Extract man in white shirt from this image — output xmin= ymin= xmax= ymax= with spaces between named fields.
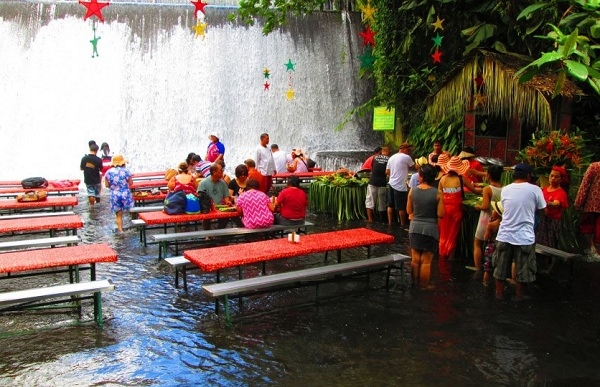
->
xmin=271 ymin=144 xmax=287 ymax=174
xmin=255 ymin=133 xmax=276 ymax=193
xmin=386 ymin=142 xmax=414 ymax=228
xmin=494 ymin=163 xmax=546 ymax=301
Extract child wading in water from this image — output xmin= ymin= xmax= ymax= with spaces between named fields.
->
xmin=484 ymin=201 xmax=503 ymax=286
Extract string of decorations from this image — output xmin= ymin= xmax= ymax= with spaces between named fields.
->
xmin=357 ymin=0 xmax=377 ymax=72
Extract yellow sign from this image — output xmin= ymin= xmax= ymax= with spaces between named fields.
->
xmin=373 ymin=107 xmax=395 ymax=131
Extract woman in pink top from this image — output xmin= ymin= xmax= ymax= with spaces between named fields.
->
xmin=236 ymin=178 xmax=274 ymax=229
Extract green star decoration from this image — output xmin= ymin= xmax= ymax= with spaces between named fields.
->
xmin=358 ymin=47 xmax=376 ymax=69
xmin=284 ymin=59 xmax=295 ymax=71
xmin=432 ymin=33 xmax=443 ymax=48
xmin=263 ymin=68 xmax=270 ymax=78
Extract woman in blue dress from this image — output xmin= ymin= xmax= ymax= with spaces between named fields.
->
xmin=104 ymin=154 xmax=134 ymax=233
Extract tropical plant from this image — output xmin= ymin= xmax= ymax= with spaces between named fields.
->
xmin=309 ymin=173 xmax=369 ymax=221
xmin=517 ymin=129 xmax=592 ymax=176
xmin=515 ymin=1 xmax=600 ymax=96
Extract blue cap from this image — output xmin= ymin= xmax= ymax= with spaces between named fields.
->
xmin=514 ymin=163 xmax=532 ymax=174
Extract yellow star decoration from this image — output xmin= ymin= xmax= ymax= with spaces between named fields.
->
xmin=193 ymin=21 xmax=207 ymax=40
xmin=359 ymin=1 xmax=377 ymax=24
xmin=474 ymin=92 xmax=486 ymax=107
xmin=431 ymin=16 xmax=444 ymax=31
xmin=285 ymin=87 xmax=295 ymax=100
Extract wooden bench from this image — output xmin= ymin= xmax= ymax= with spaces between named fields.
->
xmin=0 ymin=235 xmax=81 ymax=252
xmin=535 ymin=243 xmax=579 ymax=288
xmin=129 ymin=205 xmax=163 ymax=219
xmin=0 ymin=279 xmax=115 ymax=326
xmin=202 ymin=253 xmax=410 ymax=324
xmin=152 ymin=222 xmax=313 ymax=259
xmin=165 ymin=256 xmax=197 ymax=292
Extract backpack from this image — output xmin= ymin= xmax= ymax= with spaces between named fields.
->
xmin=197 ymin=190 xmax=213 ymax=213
xmin=16 ymin=190 xmax=48 ymax=202
xmin=185 ymin=193 xmax=201 ymax=214
xmin=21 ymin=177 xmax=48 ymax=189
xmin=165 ymin=169 xmax=177 ymax=181
xmin=163 ymin=191 xmax=187 ymax=215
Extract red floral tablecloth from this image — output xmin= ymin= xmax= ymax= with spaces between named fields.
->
xmin=131 ymin=180 xmax=169 ymax=190
xmin=0 ymin=215 xmax=83 ymax=234
xmin=184 ymin=227 xmax=394 ymax=272
xmin=0 ymin=182 xmax=80 ymax=194
xmin=0 ymin=196 xmax=78 ymax=210
xmin=0 ymin=243 xmax=117 ymax=273
xmin=139 ymin=210 xmax=241 ymax=225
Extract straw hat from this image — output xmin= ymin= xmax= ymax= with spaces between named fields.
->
xmin=111 ymin=154 xmax=127 ymax=166
xmin=458 ymin=150 xmax=475 ymax=159
xmin=434 ymin=153 xmax=450 ymax=167
xmin=415 ymin=156 xmax=428 ymax=167
xmin=491 ymin=201 xmax=504 ymax=216
xmin=294 ymin=148 xmax=304 ymax=156
xmin=443 ymin=156 xmax=470 ymax=175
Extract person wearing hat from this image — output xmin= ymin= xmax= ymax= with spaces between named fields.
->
xmin=286 ymin=148 xmax=309 ymax=174
xmin=494 ymin=163 xmax=546 ymax=301
xmin=386 ymin=142 xmax=414 ymax=228
xmin=365 ymin=146 xmax=390 ymax=222
xmin=409 ymin=156 xmax=428 ymax=189
xmin=104 ymin=154 xmax=134 ymax=234
xmin=80 ymin=142 xmax=103 ymax=206
xmin=206 ymin=132 xmax=225 ymax=163
xmin=438 ymin=156 xmax=483 ymax=261
xmin=459 ymin=146 xmax=486 ymax=184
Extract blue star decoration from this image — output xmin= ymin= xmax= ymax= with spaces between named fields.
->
xmin=284 ymin=59 xmax=295 ymax=71
xmin=358 ymin=47 xmax=376 ymax=69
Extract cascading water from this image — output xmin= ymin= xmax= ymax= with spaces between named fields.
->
xmin=0 ymin=1 xmax=379 ymax=180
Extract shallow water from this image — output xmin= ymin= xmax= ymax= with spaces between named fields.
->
xmin=1 ymin=193 xmax=600 ymax=386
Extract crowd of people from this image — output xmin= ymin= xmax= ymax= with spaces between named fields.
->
xmin=80 ymin=133 xmax=311 ymax=234
xmin=362 ymin=140 xmax=600 ymax=300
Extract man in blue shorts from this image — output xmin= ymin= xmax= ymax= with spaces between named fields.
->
xmin=386 ymin=142 xmax=414 ymax=228
xmin=80 ymin=143 xmax=103 ymax=205
xmin=493 ymin=163 xmax=546 ymax=301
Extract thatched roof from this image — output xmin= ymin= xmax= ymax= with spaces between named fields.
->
xmin=425 ymin=50 xmax=583 ymax=131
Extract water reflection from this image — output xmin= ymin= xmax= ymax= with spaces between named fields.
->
xmin=1 ymin=194 xmax=600 ymax=385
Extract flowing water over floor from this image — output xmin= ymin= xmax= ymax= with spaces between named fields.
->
xmin=1 ymin=194 xmax=600 ymax=385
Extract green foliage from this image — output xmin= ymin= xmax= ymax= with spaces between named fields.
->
xmin=309 ymin=174 xmax=369 ymax=221
xmin=515 ymin=2 xmax=600 ymax=96
xmin=406 ymin=113 xmax=464 ymax=159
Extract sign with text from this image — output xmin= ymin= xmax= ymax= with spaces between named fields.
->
xmin=373 ymin=107 xmax=395 ymax=131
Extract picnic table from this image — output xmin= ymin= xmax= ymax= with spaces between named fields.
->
xmin=133 ymin=192 xmax=167 ymax=206
xmin=184 ymin=227 xmax=394 ymax=278
xmin=132 ymin=171 xmax=166 ymax=180
xmin=0 ymin=214 xmax=83 ymax=237
xmin=0 ymin=243 xmax=117 ymax=325
xmin=136 ymin=209 xmax=241 ymax=244
xmin=0 ymin=196 xmax=78 ymax=214
xmin=0 ymin=184 xmax=80 ymax=197
xmin=131 ymin=180 xmax=169 ymax=191
xmin=0 ymin=179 xmax=81 ymax=188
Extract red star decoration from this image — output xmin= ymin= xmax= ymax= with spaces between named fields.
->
xmin=474 ymin=74 xmax=485 ymax=87
xmin=191 ymin=0 xmax=208 ymax=17
xmin=432 ymin=49 xmax=442 ymax=63
xmin=264 ymin=81 xmax=270 ymax=90
xmin=359 ymin=25 xmax=377 ymax=46
xmin=79 ymin=0 xmax=110 ymax=22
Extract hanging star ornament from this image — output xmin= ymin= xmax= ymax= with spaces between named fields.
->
xmin=474 ymin=74 xmax=485 ymax=87
xmin=284 ymin=59 xmax=295 ymax=71
xmin=263 ymin=68 xmax=270 ymax=79
xmin=264 ymin=81 xmax=270 ymax=90
xmin=193 ymin=21 xmax=207 ymax=39
xmin=285 ymin=87 xmax=295 ymax=100
xmin=431 ymin=16 xmax=444 ymax=31
xmin=191 ymin=0 xmax=208 ymax=18
xmin=358 ymin=47 xmax=376 ymax=69
xmin=432 ymin=33 xmax=443 ymax=48
xmin=474 ymin=92 xmax=487 ymax=107
xmin=359 ymin=1 xmax=377 ymax=24
xmin=432 ymin=49 xmax=442 ymax=63
xmin=359 ymin=24 xmax=377 ymax=46
xmin=79 ymin=0 xmax=110 ymax=22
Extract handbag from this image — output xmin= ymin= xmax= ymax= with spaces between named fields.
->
xmin=163 ymin=191 xmax=187 ymax=215
xmin=185 ymin=193 xmax=201 ymax=214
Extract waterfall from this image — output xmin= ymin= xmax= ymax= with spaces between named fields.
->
xmin=0 ymin=1 xmax=378 ymax=180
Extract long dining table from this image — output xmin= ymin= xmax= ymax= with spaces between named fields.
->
xmin=0 ymin=196 xmax=78 ymax=214
xmin=0 ymin=214 xmax=84 ymax=237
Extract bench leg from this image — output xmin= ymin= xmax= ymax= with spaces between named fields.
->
xmin=224 ymin=295 xmax=232 ymax=326
xmin=337 ymin=249 xmax=341 ymax=264
xmin=182 ymin=267 xmax=188 ymax=293
xmin=174 ymin=267 xmax=180 ymax=289
xmin=93 ymin=291 xmax=104 ymax=326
